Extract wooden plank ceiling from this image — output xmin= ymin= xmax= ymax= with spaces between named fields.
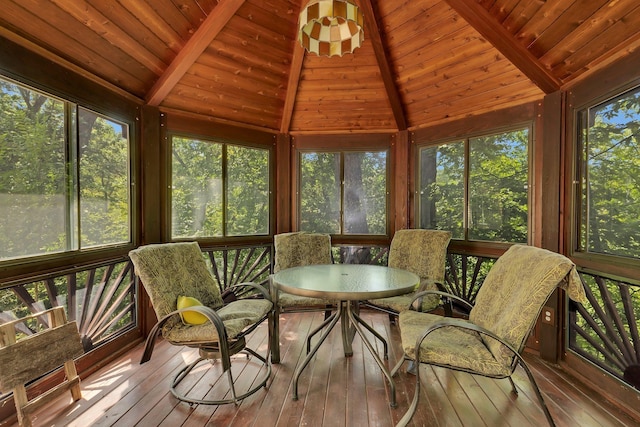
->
xmin=1 ymin=0 xmax=639 ymax=134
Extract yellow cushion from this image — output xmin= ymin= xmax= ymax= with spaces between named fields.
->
xmin=177 ymin=295 xmax=208 ymax=325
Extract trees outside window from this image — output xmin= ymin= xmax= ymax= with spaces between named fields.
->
xmin=298 ymin=150 xmax=387 ymax=236
xmin=0 ymin=77 xmax=131 ymax=261
xmin=417 ymin=127 xmax=529 ymax=243
xmin=171 ymin=136 xmax=270 ymax=238
xmin=576 ymin=86 xmax=640 ymax=259
xmin=570 ymin=86 xmax=640 ymax=392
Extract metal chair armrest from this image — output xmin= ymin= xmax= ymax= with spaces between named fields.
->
xmin=228 ymin=281 xmax=273 ymax=303
xmin=408 ymin=289 xmax=474 ymax=312
xmin=141 ymin=305 xmax=229 ymax=364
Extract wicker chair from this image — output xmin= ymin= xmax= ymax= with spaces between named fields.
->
xmin=363 ymin=229 xmax=452 ymax=321
xmin=269 ymin=231 xmax=335 ymax=363
xmin=392 ymin=244 xmax=588 ymax=427
xmin=129 ymin=242 xmax=273 ymax=405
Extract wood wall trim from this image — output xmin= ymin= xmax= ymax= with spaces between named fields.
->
xmin=561 ymin=352 xmax=640 ymax=422
xmin=537 ymin=92 xmax=564 ymax=363
xmin=140 ymin=105 xmax=162 ymax=246
xmin=276 ymin=133 xmax=292 ymax=234
xmin=393 ymin=131 xmax=409 ymax=231
xmin=412 ymin=102 xmax=538 ymax=143
xmin=164 ymin=109 xmax=276 ymax=145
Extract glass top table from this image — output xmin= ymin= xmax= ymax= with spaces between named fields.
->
xmin=271 ymin=263 xmax=419 ymax=407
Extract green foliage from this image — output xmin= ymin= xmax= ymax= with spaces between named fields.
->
xmin=581 ymin=88 xmax=640 ymax=258
xmin=0 ymin=78 xmax=131 ymax=259
xmin=419 ymin=128 xmax=528 ymax=243
xmin=299 ymin=150 xmax=387 ymax=235
xmin=419 ymin=141 xmax=465 ymax=237
xmin=300 ymin=152 xmax=341 ymax=233
xmin=170 ymin=137 xmax=270 ymax=238
xmin=226 ymin=145 xmax=269 ymax=236
xmin=172 ymin=137 xmax=223 ymax=237
xmin=79 ymin=108 xmax=130 ymax=246
xmin=469 ymin=130 xmax=528 ymax=243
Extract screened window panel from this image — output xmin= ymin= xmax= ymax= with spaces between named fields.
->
xmin=79 ymin=108 xmax=131 ymax=247
xmin=417 ymin=128 xmax=529 ymax=243
xmin=299 ymin=152 xmax=341 ymax=234
xmin=468 ymin=129 xmax=528 ymax=243
xmin=171 ymin=137 xmax=223 ymax=238
xmin=226 ymin=144 xmax=269 ymax=236
xmin=0 ymin=77 xmax=132 ymax=260
xmin=418 ymin=142 xmax=465 ymax=238
xmin=578 ymin=86 xmax=640 ymax=258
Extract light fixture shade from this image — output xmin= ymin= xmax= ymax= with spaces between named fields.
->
xmin=298 ymin=0 xmax=364 ymax=57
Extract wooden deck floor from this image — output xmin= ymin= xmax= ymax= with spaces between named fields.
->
xmin=5 ymin=310 xmax=639 ymax=427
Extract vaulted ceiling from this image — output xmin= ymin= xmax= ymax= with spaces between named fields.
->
xmin=1 ymin=0 xmax=639 ymax=134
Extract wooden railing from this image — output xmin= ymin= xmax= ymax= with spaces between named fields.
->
xmin=568 ymin=270 xmax=640 ymax=391
xmin=0 ymin=257 xmax=136 ymax=353
xmin=1 ymin=244 xmax=638 ymax=393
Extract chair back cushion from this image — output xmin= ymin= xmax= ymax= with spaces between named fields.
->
xmin=129 ymin=242 xmax=224 ymax=322
xmin=469 ymin=245 xmax=577 ymax=366
xmin=273 ymin=232 xmax=332 ymax=272
xmin=388 ymin=229 xmax=451 ymax=282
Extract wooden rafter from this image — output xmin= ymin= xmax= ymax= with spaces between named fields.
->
xmin=146 ymin=0 xmax=246 ymax=106
xmin=444 ymin=0 xmax=561 ymax=94
xmin=359 ymin=0 xmax=407 ymax=130
xmin=280 ymin=42 xmax=305 ymax=133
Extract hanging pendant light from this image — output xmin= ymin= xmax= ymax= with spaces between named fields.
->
xmin=298 ymin=0 xmax=364 ymax=57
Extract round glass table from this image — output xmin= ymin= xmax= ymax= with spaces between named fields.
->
xmin=271 ymin=263 xmax=419 ymax=407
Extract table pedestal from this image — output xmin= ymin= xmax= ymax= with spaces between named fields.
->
xmin=292 ymin=301 xmax=397 ymax=408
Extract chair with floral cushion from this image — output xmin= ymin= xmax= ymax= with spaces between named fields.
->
xmin=129 ymin=242 xmax=273 ymax=406
xmin=392 ymin=244 xmax=588 ymax=427
xmin=269 ymin=231 xmax=335 ymax=363
xmin=363 ymin=229 xmax=452 ymax=322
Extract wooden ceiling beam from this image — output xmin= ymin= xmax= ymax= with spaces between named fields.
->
xmin=444 ymin=0 xmax=561 ymax=94
xmin=359 ymin=0 xmax=408 ymax=131
xmin=146 ymin=0 xmax=246 ymax=106
xmin=280 ymin=42 xmax=305 ymax=133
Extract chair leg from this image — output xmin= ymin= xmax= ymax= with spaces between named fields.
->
xmin=388 ymin=312 xmax=397 ymax=324
xmin=269 ymin=306 xmax=281 ymax=364
xmin=395 ymin=355 xmax=421 ymax=427
xmin=170 ymin=349 xmax=272 ymax=406
xmin=324 ymin=304 xmax=332 ymax=320
xmin=515 ymin=358 xmax=556 ymax=427
xmin=508 ymin=376 xmax=518 ymax=395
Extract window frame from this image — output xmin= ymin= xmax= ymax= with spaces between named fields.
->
xmin=569 ymin=83 xmax=640 ymax=272
xmin=414 ymin=122 xmax=533 ymax=246
xmin=292 ymin=134 xmax=393 ymax=244
xmin=0 ymin=74 xmax=138 ymax=270
xmin=166 ymin=131 xmax=275 ymax=243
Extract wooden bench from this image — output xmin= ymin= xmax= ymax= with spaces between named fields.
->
xmin=0 ymin=306 xmax=84 ymax=427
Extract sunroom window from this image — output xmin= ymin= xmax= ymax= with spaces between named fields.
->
xmin=0 ymin=77 xmax=131 ymax=261
xmin=298 ymin=150 xmax=388 ymax=235
xmin=417 ymin=127 xmax=530 ymax=243
xmin=170 ymin=136 xmax=270 ymax=238
xmin=576 ymin=85 xmax=640 ymax=259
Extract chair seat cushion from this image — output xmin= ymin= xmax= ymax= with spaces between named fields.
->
xmin=367 ymin=279 xmax=441 ymax=313
xmin=277 ymin=292 xmax=335 ymax=308
xmin=164 ymin=299 xmax=272 ymax=343
xmin=399 ymin=310 xmax=511 ymax=377
xmin=367 ymin=292 xmax=439 ymax=313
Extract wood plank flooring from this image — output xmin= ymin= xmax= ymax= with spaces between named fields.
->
xmin=3 ymin=310 xmax=638 ymax=427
